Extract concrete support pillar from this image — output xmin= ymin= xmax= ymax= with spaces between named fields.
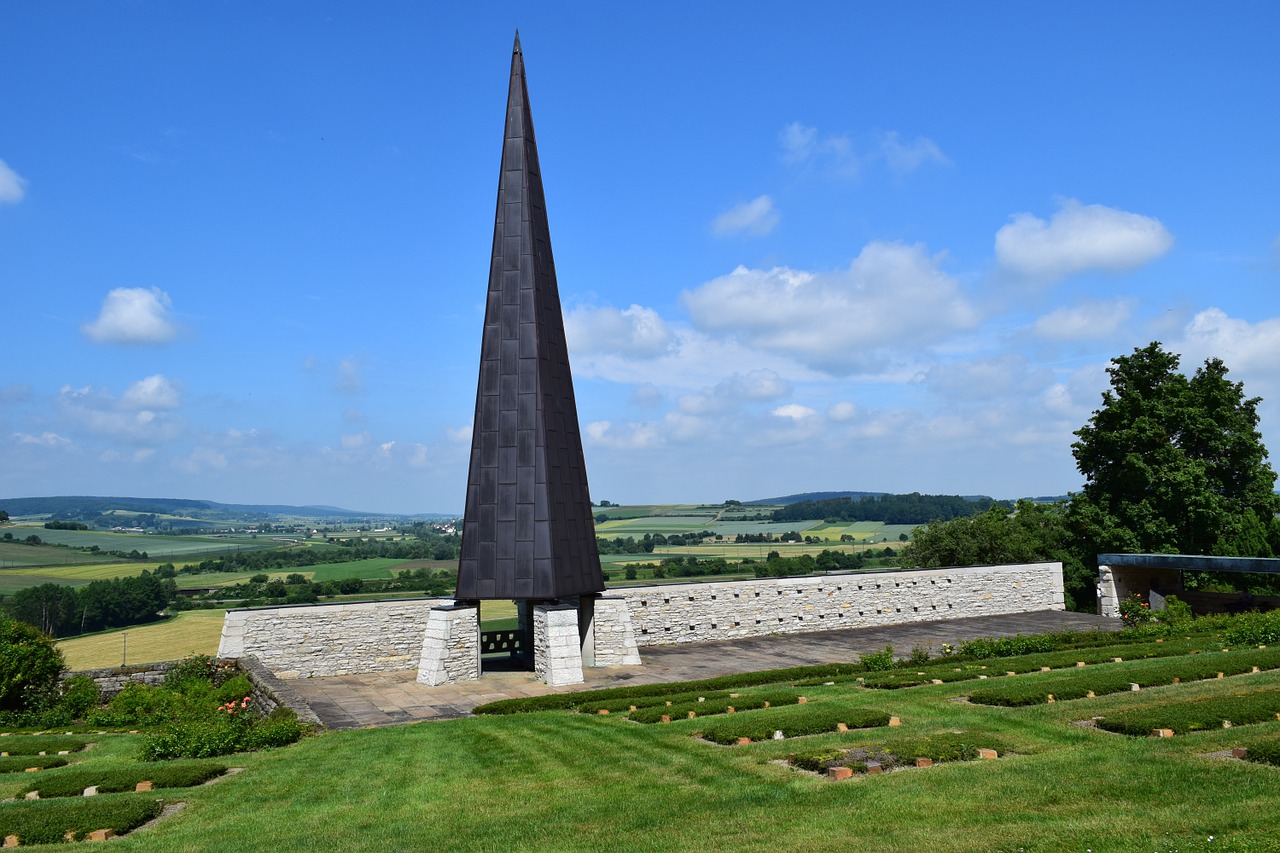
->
xmin=533 ymin=603 xmax=584 ymax=686
xmin=416 ymin=604 xmax=480 ymax=686
xmin=1098 ymin=565 xmax=1119 ymax=618
xmin=578 ymin=595 xmax=596 ymax=668
xmin=591 ymin=597 xmax=642 ymax=667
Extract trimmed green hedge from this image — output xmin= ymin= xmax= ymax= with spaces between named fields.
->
xmin=0 ymin=795 xmax=163 ymax=844
xmin=579 ymin=690 xmax=732 ymax=715
xmin=790 ymin=732 xmax=1013 ymax=772
xmin=698 ymin=704 xmax=891 ymax=744
xmin=0 ymin=756 xmax=69 ymax=774
xmin=1243 ymin=737 xmax=1280 ymax=767
xmin=967 ymin=647 xmax=1280 ymax=707
xmin=17 ymin=762 xmax=227 ymax=798
xmin=629 ymin=691 xmax=800 ymax=724
xmin=0 ymin=735 xmax=89 ymax=756
xmin=473 ymin=662 xmax=872 ymax=715
xmin=1096 ymin=688 xmax=1280 ymax=736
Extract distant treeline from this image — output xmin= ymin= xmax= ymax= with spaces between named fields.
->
xmin=596 ymin=532 xmax=715 ymax=554
xmin=178 ymin=535 xmax=461 ymax=575
xmin=770 ymin=493 xmax=1012 ymax=525
xmin=1 ymin=574 xmax=173 ymax=638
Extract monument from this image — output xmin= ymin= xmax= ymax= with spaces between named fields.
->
xmin=417 ymin=33 xmax=640 ymax=687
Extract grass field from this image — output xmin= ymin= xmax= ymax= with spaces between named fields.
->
xmin=54 ymin=609 xmax=229 ymax=670
xmin=9 ymin=633 xmax=1280 ymax=850
xmin=0 ymin=540 xmax=116 ymax=568
xmin=4 ymin=525 xmax=270 ymax=558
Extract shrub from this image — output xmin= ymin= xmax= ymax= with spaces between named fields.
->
xmin=1224 ymin=610 xmax=1280 ymax=647
xmin=698 ymin=704 xmax=890 ymax=744
xmin=58 ymin=675 xmax=102 ymax=720
xmin=1244 ymin=737 xmax=1280 ymax=768
xmin=628 ymin=691 xmax=799 ymax=724
xmin=858 ymin=646 xmax=895 ymax=671
xmin=790 ymin=732 xmax=1013 ymax=772
xmin=87 ymin=682 xmax=196 ymax=728
xmin=163 ymin=654 xmax=239 ymax=689
xmin=140 ymin=707 xmax=306 ymax=760
xmin=1118 ymin=593 xmax=1154 ymax=628
xmin=959 ymin=634 xmax=1058 ymax=659
xmin=0 ymin=735 xmax=88 ymax=756
xmin=0 ymin=756 xmax=69 ymax=773
xmin=0 ymin=616 xmax=65 ymax=713
xmin=1096 ymin=688 xmax=1280 ymax=736
xmin=16 ymin=762 xmax=227 ymax=798
xmin=0 ymin=796 xmax=163 ymax=844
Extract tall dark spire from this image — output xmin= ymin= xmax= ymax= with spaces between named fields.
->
xmin=455 ymin=34 xmax=604 ymax=601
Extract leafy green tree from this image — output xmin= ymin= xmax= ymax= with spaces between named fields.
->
xmin=899 ymin=501 xmax=1092 ymax=609
xmin=0 ymin=509 xmax=10 ymax=523
xmin=1069 ymin=342 xmax=1280 ymax=561
xmin=0 ymin=615 xmax=66 ymax=712
xmin=3 ymin=583 xmax=79 ymax=636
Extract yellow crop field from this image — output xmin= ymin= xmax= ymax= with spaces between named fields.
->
xmin=56 ymin=609 xmax=229 ymax=670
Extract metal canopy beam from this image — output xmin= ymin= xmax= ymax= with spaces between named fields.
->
xmin=1098 ymin=553 xmax=1280 ymax=575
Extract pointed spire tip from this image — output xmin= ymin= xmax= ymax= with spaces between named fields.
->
xmin=513 ymin=30 xmax=522 ymax=55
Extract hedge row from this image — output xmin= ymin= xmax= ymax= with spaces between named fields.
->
xmin=473 ymin=662 xmax=872 ymax=715
xmin=628 ymin=691 xmax=799 ymax=724
xmin=17 ymin=762 xmax=227 ymax=799
xmin=0 ymin=756 xmax=68 ymax=774
xmin=827 ymin=638 xmax=1209 ymax=690
xmin=0 ymin=736 xmax=89 ymax=756
xmin=967 ymin=647 xmax=1280 ymax=707
xmin=1096 ymin=688 xmax=1280 ymax=736
xmin=579 ymin=690 xmax=732 ymax=715
xmin=1243 ymin=737 xmax=1280 ymax=767
xmin=0 ymin=795 xmax=164 ymax=844
xmin=698 ymin=704 xmax=891 ymax=744
xmin=790 ymin=732 xmax=1013 ymax=772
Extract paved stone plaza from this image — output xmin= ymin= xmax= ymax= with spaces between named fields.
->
xmin=287 ymin=609 xmax=1119 ymax=729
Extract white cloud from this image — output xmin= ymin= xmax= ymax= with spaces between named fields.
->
xmin=630 ymin=382 xmax=665 ymax=408
xmin=827 ymin=401 xmax=857 ymax=421
xmin=335 ymin=357 xmax=364 ymax=395
xmin=924 ymin=354 xmax=1053 ymax=402
xmin=121 ymin=375 xmax=182 ymax=410
xmin=0 ymin=159 xmax=27 ymax=204
xmin=340 ymin=431 xmax=370 ymax=449
xmin=712 ymin=195 xmax=780 ymax=237
xmin=995 ymin=199 xmax=1173 ymax=282
xmin=176 ymin=446 xmax=228 ymax=474
xmin=565 ymin=304 xmax=672 ymax=358
xmin=678 ymin=370 xmax=791 ymax=415
xmin=585 ymin=420 xmax=661 ymax=450
xmin=1033 ymin=299 xmax=1134 ymax=341
xmin=82 ymin=287 xmax=179 ymax=344
xmin=1179 ymin=308 xmax=1280 ymax=393
xmin=772 ymin=403 xmax=817 ymax=421
xmin=14 ymin=431 xmax=71 ymax=447
xmin=0 ymin=383 xmax=32 ymax=404
xmin=446 ymin=424 xmax=473 ymax=444
xmin=682 ymin=242 xmax=979 ymax=375
xmin=878 ymin=131 xmax=950 ymax=174
xmin=780 ymin=122 xmax=858 ymax=177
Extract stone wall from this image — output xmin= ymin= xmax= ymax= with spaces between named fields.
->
xmin=217 ymin=564 xmax=1063 ymax=678
xmin=615 ymin=562 xmax=1064 ymax=646
xmin=218 ymin=597 xmax=449 ymax=678
xmin=62 ymin=661 xmax=182 ymax=698
xmin=591 ymin=596 xmax=642 ymax=666
xmin=417 ymin=605 xmax=480 ymax=686
xmin=533 ymin=604 xmax=584 ymax=686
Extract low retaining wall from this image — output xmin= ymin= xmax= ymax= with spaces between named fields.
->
xmin=219 ymin=597 xmax=449 ymax=678
xmin=217 ymin=564 xmax=1063 ymax=679
xmin=618 ymin=563 xmax=1065 ymax=646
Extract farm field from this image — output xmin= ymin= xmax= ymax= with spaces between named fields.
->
xmin=55 ymin=609 xmax=229 ymax=670
xmin=12 ymin=627 xmax=1280 ymax=851
xmin=0 ymin=540 xmax=116 ymax=568
xmin=3 ymin=526 xmax=270 ymax=558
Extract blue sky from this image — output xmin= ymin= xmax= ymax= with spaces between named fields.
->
xmin=3 ymin=2 xmax=1278 ymax=514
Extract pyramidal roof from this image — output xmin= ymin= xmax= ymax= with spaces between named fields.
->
xmin=455 ymin=33 xmax=604 ymax=601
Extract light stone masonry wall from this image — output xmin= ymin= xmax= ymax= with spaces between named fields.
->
xmin=615 ymin=562 xmax=1064 ymax=646
xmin=533 ymin=604 xmax=584 ymax=686
xmin=218 ymin=597 xmax=449 ymax=678
xmin=217 ymin=564 xmax=1063 ymax=679
xmin=417 ymin=605 xmax=480 ymax=685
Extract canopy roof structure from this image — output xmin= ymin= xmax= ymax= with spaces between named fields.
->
xmin=1098 ymin=553 xmax=1280 ymax=575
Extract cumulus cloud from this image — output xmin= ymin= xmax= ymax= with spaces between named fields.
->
xmin=878 ymin=131 xmax=950 ymax=174
xmin=682 ymin=242 xmax=979 ymax=375
xmin=0 ymin=158 xmax=27 ymax=204
xmin=780 ymin=122 xmax=858 ymax=176
xmin=630 ymin=382 xmax=665 ymax=408
xmin=712 ymin=195 xmax=780 ymax=237
xmin=678 ymin=370 xmax=791 ymax=415
xmin=1033 ymin=299 xmax=1134 ymax=341
xmin=176 ymin=446 xmax=228 ymax=474
xmin=1179 ymin=308 xmax=1280 ymax=389
xmin=772 ymin=403 xmax=817 ymax=421
xmin=82 ymin=287 xmax=179 ymax=344
xmin=446 ymin=424 xmax=473 ymax=444
xmin=0 ymin=383 xmax=32 ymax=404
xmin=995 ymin=199 xmax=1173 ymax=282
xmin=340 ymin=431 xmax=370 ymax=450
xmin=121 ymin=375 xmax=182 ymax=410
xmin=565 ymin=304 xmax=672 ymax=358
xmin=585 ymin=420 xmax=661 ymax=450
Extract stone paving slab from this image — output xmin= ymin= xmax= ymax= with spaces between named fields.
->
xmin=286 ymin=610 xmax=1119 ymax=730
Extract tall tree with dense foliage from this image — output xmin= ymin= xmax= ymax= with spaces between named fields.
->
xmin=898 ymin=501 xmax=1092 ymax=609
xmin=1069 ymin=342 xmax=1280 ymax=560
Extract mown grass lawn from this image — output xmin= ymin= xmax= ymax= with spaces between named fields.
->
xmin=29 ymin=662 xmax=1275 ymax=852
xmin=56 ymin=610 xmax=229 ymax=670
